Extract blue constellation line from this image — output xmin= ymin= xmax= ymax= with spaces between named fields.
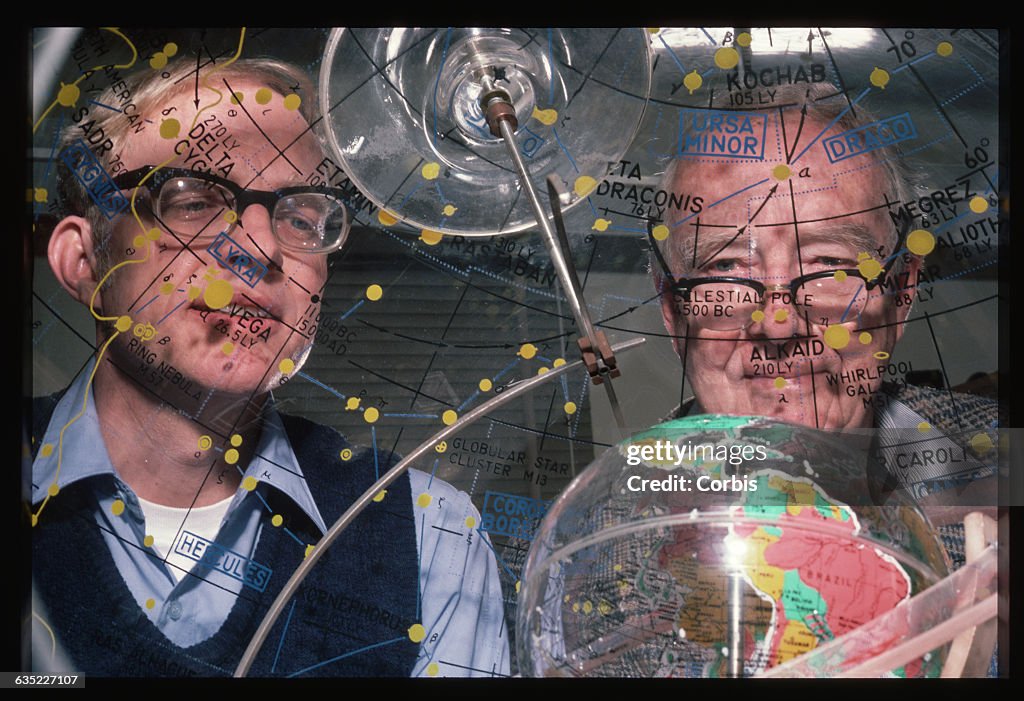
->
xmin=883 ymin=248 xmax=905 ymax=266
xmin=838 ymin=283 xmax=864 ymax=323
xmin=791 ymin=86 xmax=871 ymax=165
xmin=296 ymin=371 xmax=347 ymax=401
xmin=371 ymin=426 xmax=379 ymax=479
xmin=560 ymin=374 xmax=570 ymax=403
xmin=457 ymin=391 xmax=479 ymax=412
xmin=476 ymin=528 xmax=518 ymax=580
xmin=427 ymin=457 xmax=440 ymax=488
xmin=876 ymin=259 xmax=997 ymax=299
xmin=932 ymin=209 xmax=971 ymax=234
xmin=671 ymin=177 xmax=769 ymax=228
xmin=587 ymin=195 xmax=598 ymax=216
xmin=41 ymin=113 xmax=65 ymax=183
xmin=434 ymin=182 xmax=449 ymax=204
xmin=156 ymin=299 xmax=186 ymax=325
xmin=416 ymin=512 xmax=425 ymax=619
xmin=699 ymin=28 xmax=717 ymax=46
xmin=135 ymin=294 xmax=160 ymax=314
xmin=271 ymin=599 xmax=297 ymax=674
xmin=431 ymin=27 xmax=453 ymax=151
xmin=382 ymin=412 xmax=438 ymax=418
xmin=892 ymin=50 xmax=936 ymax=75
xmin=398 ymin=182 xmax=424 ymax=209
xmin=87 ymin=99 xmax=121 ymax=112
xmin=286 ymin=636 xmax=407 ymax=677
xmin=253 ymin=489 xmax=306 ymax=546
xmin=658 ymin=34 xmax=688 ymax=76
xmin=493 ymin=357 xmax=520 ymax=382
xmin=552 ymin=128 xmax=578 ymax=172
xmin=339 ymin=299 xmax=364 ymax=320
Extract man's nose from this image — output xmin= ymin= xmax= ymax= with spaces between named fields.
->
xmin=748 ymin=287 xmax=809 ymax=337
xmin=235 ymin=204 xmax=284 ymax=274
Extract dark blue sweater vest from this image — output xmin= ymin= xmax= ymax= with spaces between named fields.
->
xmin=31 ymin=394 xmax=420 ymax=677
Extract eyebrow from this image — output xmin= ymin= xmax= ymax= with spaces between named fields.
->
xmin=667 ymin=222 xmax=884 ymax=275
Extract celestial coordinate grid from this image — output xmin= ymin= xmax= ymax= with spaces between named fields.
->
xmin=29 ymin=26 xmax=1001 ymax=678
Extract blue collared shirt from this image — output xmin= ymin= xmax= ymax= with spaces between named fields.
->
xmin=32 ymin=361 xmax=509 ymax=677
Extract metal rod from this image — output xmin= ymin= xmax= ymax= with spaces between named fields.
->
xmin=495 ymin=118 xmax=628 ymax=437
xmin=497 ymin=119 xmax=600 ymax=344
xmin=234 ymin=337 xmax=647 ymax=676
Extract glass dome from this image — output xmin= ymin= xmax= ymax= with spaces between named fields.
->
xmin=319 ymin=28 xmax=651 ymax=236
xmin=518 ymin=415 xmax=950 ymax=677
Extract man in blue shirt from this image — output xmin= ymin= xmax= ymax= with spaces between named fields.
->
xmin=31 ymin=56 xmax=509 ymax=677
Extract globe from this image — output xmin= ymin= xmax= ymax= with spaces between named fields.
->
xmin=517 ymin=415 xmax=951 ymax=677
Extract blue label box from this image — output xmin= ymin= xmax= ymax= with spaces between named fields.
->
xmin=678 ymin=109 xmax=769 ymax=160
xmin=206 ymin=232 xmax=269 ymax=288
xmin=479 ymin=491 xmax=552 ymax=541
xmin=822 ymin=112 xmax=917 ymax=163
xmin=174 ymin=530 xmax=272 ymax=592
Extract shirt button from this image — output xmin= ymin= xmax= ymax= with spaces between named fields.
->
xmin=167 ymin=601 xmax=183 ymax=621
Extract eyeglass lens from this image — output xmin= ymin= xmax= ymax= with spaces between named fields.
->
xmin=154 ymin=177 xmax=349 ymax=252
xmin=679 ymin=273 xmax=869 ymax=331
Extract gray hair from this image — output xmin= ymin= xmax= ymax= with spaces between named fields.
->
xmin=656 ymin=81 xmax=918 ymax=280
xmin=56 ymin=56 xmax=321 ymax=277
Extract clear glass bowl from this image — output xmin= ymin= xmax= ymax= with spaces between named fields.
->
xmin=517 ymin=415 xmax=950 ymax=677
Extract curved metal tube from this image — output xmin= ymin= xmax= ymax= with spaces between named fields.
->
xmin=234 ymin=336 xmax=646 ymax=676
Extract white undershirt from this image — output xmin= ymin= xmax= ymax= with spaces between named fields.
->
xmin=136 ymin=495 xmax=234 ymax=582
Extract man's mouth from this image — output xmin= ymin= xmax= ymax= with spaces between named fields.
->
xmin=190 ymin=296 xmax=275 ymax=317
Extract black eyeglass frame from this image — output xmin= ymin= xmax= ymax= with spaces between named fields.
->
xmin=111 ymin=165 xmax=356 ymax=254
xmin=646 ymin=214 xmax=913 ymax=328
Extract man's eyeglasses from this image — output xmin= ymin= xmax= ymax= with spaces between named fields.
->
xmin=112 ymin=166 xmax=354 ymax=254
xmin=647 ymin=219 xmax=907 ymax=332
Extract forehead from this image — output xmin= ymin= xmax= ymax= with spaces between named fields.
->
xmin=121 ymin=77 xmax=323 ymax=186
xmin=670 ymin=128 xmax=891 ymax=239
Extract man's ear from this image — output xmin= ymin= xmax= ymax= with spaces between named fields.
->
xmin=48 ymin=216 xmax=103 ymax=312
xmin=891 ymin=253 xmax=922 ymax=344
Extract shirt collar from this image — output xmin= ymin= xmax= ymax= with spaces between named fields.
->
xmin=32 ymin=359 xmax=328 ymax=534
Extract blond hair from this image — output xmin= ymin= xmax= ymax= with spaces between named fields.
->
xmin=56 ymin=57 xmax=320 ymax=273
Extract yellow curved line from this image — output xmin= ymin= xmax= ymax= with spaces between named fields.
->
xmin=191 ymin=27 xmax=247 ymax=130
xmin=88 ymin=151 xmax=179 ymax=321
xmin=32 ymin=611 xmax=56 ymax=661
xmin=32 ymin=27 xmax=138 ymax=134
xmin=33 ymin=329 xmax=121 ymax=523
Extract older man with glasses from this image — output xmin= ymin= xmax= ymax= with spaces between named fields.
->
xmin=652 ymin=82 xmax=999 ymax=549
